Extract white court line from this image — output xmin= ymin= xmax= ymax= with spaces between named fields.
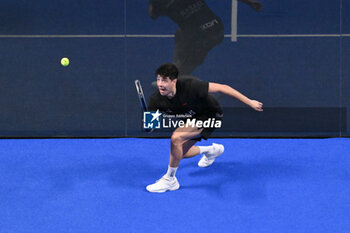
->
xmin=0 ymin=34 xmax=172 ymax=38
xmin=231 ymin=0 xmax=238 ymax=42
xmin=237 ymin=34 xmax=350 ymax=38
xmin=0 ymin=34 xmax=349 ymax=38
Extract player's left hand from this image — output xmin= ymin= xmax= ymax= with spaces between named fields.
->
xmin=250 ymin=100 xmax=263 ymax=111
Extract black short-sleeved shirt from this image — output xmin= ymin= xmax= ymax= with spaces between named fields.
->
xmin=149 ymin=0 xmax=222 ymax=33
xmin=148 ymin=77 xmax=223 ymax=119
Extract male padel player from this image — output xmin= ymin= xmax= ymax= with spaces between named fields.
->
xmin=146 ymin=63 xmax=263 ymax=193
xmin=148 ymin=0 xmax=262 ymax=75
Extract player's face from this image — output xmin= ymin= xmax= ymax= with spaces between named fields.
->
xmin=157 ymin=75 xmax=176 ymax=96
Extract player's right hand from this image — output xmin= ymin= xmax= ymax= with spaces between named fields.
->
xmin=250 ymin=100 xmax=263 ymax=111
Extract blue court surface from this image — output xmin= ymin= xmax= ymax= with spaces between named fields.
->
xmin=1 ymin=138 xmax=349 ymax=233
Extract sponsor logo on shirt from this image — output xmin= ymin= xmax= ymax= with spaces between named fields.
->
xmin=200 ymin=19 xmax=219 ymax=31
xmin=180 ymin=1 xmax=204 ymax=18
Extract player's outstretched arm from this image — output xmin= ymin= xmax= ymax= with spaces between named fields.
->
xmin=208 ymin=82 xmax=263 ymax=111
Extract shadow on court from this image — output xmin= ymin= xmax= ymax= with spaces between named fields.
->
xmin=47 ymin=158 xmax=161 ymax=193
xmin=180 ymin=160 xmax=303 ymax=201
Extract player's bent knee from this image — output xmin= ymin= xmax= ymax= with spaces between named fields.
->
xmin=171 ymin=132 xmax=186 ymax=145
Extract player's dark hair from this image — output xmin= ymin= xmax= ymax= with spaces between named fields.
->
xmin=156 ymin=63 xmax=178 ymax=80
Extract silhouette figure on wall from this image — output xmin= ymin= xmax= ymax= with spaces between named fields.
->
xmin=148 ymin=0 xmax=262 ymax=75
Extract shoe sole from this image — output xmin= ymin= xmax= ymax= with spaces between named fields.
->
xmin=198 ymin=144 xmax=224 ymax=167
xmin=146 ymin=183 xmax=180 ymax=193
xmin=198 ymin=158 xmax=215 ymax=167
xmin=198 ymin=159 xmax=215 ymax=168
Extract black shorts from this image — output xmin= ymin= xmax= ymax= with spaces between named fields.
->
xmin=193 ymin=116 xmax=222 ymax=141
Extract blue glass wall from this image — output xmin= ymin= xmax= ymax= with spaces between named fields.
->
xmin=0 ymin=0 xmax=348 ymax=137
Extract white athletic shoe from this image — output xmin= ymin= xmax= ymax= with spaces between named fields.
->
xmin=198 ymin=143 xmax=225 ymax=167
xmin=146 ymin=175 xmax=180 ymax=193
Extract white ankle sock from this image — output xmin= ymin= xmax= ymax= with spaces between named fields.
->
xmin=165 ymin=166 xmax=178 ymax=178
xmin=198 ymin=145 xmax=213 ymax=154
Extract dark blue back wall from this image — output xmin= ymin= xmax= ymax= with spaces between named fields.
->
xmin=0 ymin=0 xmax=348 ymax=137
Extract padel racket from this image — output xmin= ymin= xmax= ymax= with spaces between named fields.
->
xmin=134 ymin=79 xmax=148 ymax=111
xmin=135 ymin=79 xmax=154 ymax=132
